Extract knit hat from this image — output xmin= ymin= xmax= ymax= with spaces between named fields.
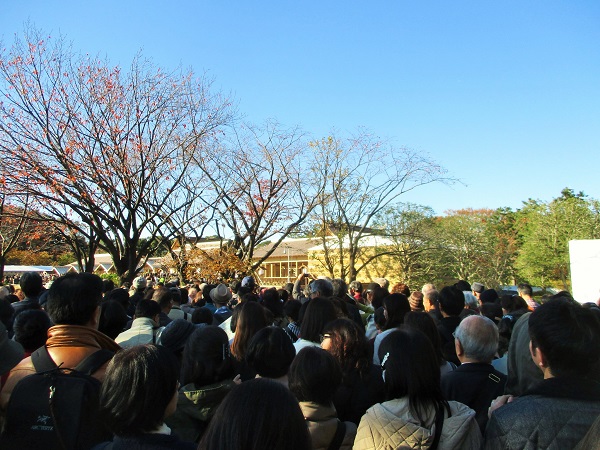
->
xmin=471 ymin=282 xmax=485 ymax=294
xmin=409 ymin=292 xmax=424 ymax=310
xmin=133 ymin=276 xmax=147 ymax=289
xmin=0 ymin=322 xmax=24 ymax=374
xmin=159 ymin=319 xmax=196 ymax=354
xmin=210 ymin=283 xmax=232 ymax=305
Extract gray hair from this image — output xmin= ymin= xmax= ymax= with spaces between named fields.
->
xmin=454 ymin=315 xmax=498 ymax=363
xmin=463 ymin=292 xmax=479 ymax=310
xmin=309 ymin=278 xmax=334 ymax=298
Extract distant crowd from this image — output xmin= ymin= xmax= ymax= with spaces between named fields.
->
xmin=0 ymin=271 xmax=599 ymax=450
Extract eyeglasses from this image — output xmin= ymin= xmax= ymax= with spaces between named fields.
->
xmin=319 ymin=333 xmax=331 ymax=343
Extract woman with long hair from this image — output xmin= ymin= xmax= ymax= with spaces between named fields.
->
xmin=355 ymin=328 xmax=481 ymax=449
xmin=230 ymin=301 xmax=269 ymax=380
xmin=404 ymin=311 xmax=456 ymax=375
xmin=321 ymin=318 xmax=385 ymax=425
xmin=198 ymin=378 xmax=311 ymax=450
xmin=294 ymin=297 xmax=338 ymax=353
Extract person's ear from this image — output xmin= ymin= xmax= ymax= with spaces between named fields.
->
xmin=529 ymin=340 xmax=548 ymax=370
xmin=455 ymin=337 xmax=464 ymax=358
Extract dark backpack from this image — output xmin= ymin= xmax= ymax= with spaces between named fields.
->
xmin=0 ymin=346 xmax=114 ymax=450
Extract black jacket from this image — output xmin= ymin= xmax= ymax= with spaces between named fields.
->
xmin=441 ymin=362 xmax=507 ymax=432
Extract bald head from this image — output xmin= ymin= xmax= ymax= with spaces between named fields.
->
xmin=454 ymin=315 xmax=499 ymax=363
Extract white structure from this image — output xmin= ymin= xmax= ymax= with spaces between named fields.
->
xmin=569 ymin=239 xmax=600 ymax=304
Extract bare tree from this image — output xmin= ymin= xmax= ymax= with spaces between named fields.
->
xmin=0 ymin=28 xmax=233 ymax=282
xmin=194 ymin=120 xmax=324 ymax=272
xmin=309 ymin=130 xmax=448 ymax=281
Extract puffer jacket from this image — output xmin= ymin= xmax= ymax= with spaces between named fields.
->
xmin=165 ymin=380 xmax=234 ymax=443
xmin=299 ymin=401 xmax=357 ymax=450
xmin=353 ymin=397 xmax=481 ymax=450
xmin=483 ymin=377 xmax=600 ymax=450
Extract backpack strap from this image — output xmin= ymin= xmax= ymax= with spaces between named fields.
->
xmin=74 ymin=349 xmax=114 ymax=375
xmin=31 ymin=346 xmax=59 ymax=373
xmin=32 ymin=347 xmax=114 ymax=375
xmin=327 ymin=420 xmax=346 ymax=450
xmin=429 ymin=403 xmax=447 ymax=450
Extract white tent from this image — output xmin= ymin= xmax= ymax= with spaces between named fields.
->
xmin=3 ymin=265 xmax=58 ymax=274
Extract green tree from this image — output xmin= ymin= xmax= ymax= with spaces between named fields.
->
xmin=515 ymin=189 xmax=600 ymax=290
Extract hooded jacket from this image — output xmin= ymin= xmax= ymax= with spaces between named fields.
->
xmin=353 ymin=397 xmax=481 ymax=450
xmin=165 ymin=380 xmax=234 ymax=443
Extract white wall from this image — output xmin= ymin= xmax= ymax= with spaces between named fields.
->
xmin=569 ymin=239 xmax=600 ymax=304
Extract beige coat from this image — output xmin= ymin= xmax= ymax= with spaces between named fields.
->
xmin=353 ymin=397 xmax=481 ymax=450
xmin=299 ymin=401 xmax=357 ymax=450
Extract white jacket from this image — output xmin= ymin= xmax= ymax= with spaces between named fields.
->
xmin=115 ymin=317 xmax=163 ymax=348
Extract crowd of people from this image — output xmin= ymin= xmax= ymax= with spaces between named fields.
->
xmin=0 ymin=271 xmax=599 ymax=449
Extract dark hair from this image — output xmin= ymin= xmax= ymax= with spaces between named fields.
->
xmin=102 ymin=279 xmax=115 ymax=294
xmin=371 ymin=286 xmax=389 ymax=310
xmin=99 ymin=300 xmax=128 ymax=339
xmin=454 ymin=280 xmax=471 ymax=292
xmin=500 ymin=295 xmax=528 ymax=313
xmin=246 ymin=327 xmax=296 ymax=378
xmin=46 ymin=273 xmax=103 ymax=325
xmin=103 ymin=288 xmax=130 ymax=310
xmin=99 ymin=345 xmax=179 ymax=435
xmin=299 ymin=298 xmax=338 ymax=343
xmin=284 ymin=299 xmax=301 ymax=323
xmin=151 ymin=287 xmax=174 ymax=310
xmin=383 ymin=293 xmax=411 ymax=330
xmin=289 ymin=346 xmax=342 ymax=405
xmin=198 ymin=378 xmax=311 ymax=450
xmin=277 ymin=288 xmax=289 ymax=302
xmin=13 ymin=309 xmax=51 ymax=352
xmin=231 ymin=302 xmax=269 ymax=361
xmin=480 ymin=302 xmax=503 ymax=324
xmin=0 ymin=298 xmax=14 ymax=329
xmin=404 ymin=311 xmax=444 ymax=366
xmin=374 ymin=306 xmax=387 ymax=330
xmin=262 ymin=288 xmax=284 ymax=318
xmin=191 ymin=307 xmax=213 ymax=325
xmin=517 ymin=283 xmax=533 ymax=297
xmin=135 ymin=299 xmax=161 ymax=319
xmin=379 ymin=329 xmax=448 ymax=425
xmin=322 ymin=318 xmax=371 ymax=377
xmin=529 ymin=298 xmax=600 ymax=378
xmin=19 ymin=272 xmax=43 ymax=298
xmin=203 ymin=284 xmax=216 ymax=303
xmin=438 ymin=286 xmax=465 ymax=316
xmin=180 ymin=326 xmax=234 ymax=387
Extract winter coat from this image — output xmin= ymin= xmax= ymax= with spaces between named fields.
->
xmin=299 ymin=401 xmax=357 ymax=450
xmin=483 ymin=377 xmax=600 ymax=450
xmin=115 ymin=317 xmax=163 ymax=348
xmin=165 ymin=380 xmax=234 ymax=443
xmin=353 ymin=397 xmax=481 ymax=450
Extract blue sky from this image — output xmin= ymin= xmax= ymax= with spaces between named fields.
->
xmin=2 ymin=1 xmax=599 ymax=215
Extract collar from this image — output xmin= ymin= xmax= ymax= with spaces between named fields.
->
xmin=525 ymin=377 xmax=600 ymax=402
xmin=148 ymin=423 xmax=171 ymax=435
